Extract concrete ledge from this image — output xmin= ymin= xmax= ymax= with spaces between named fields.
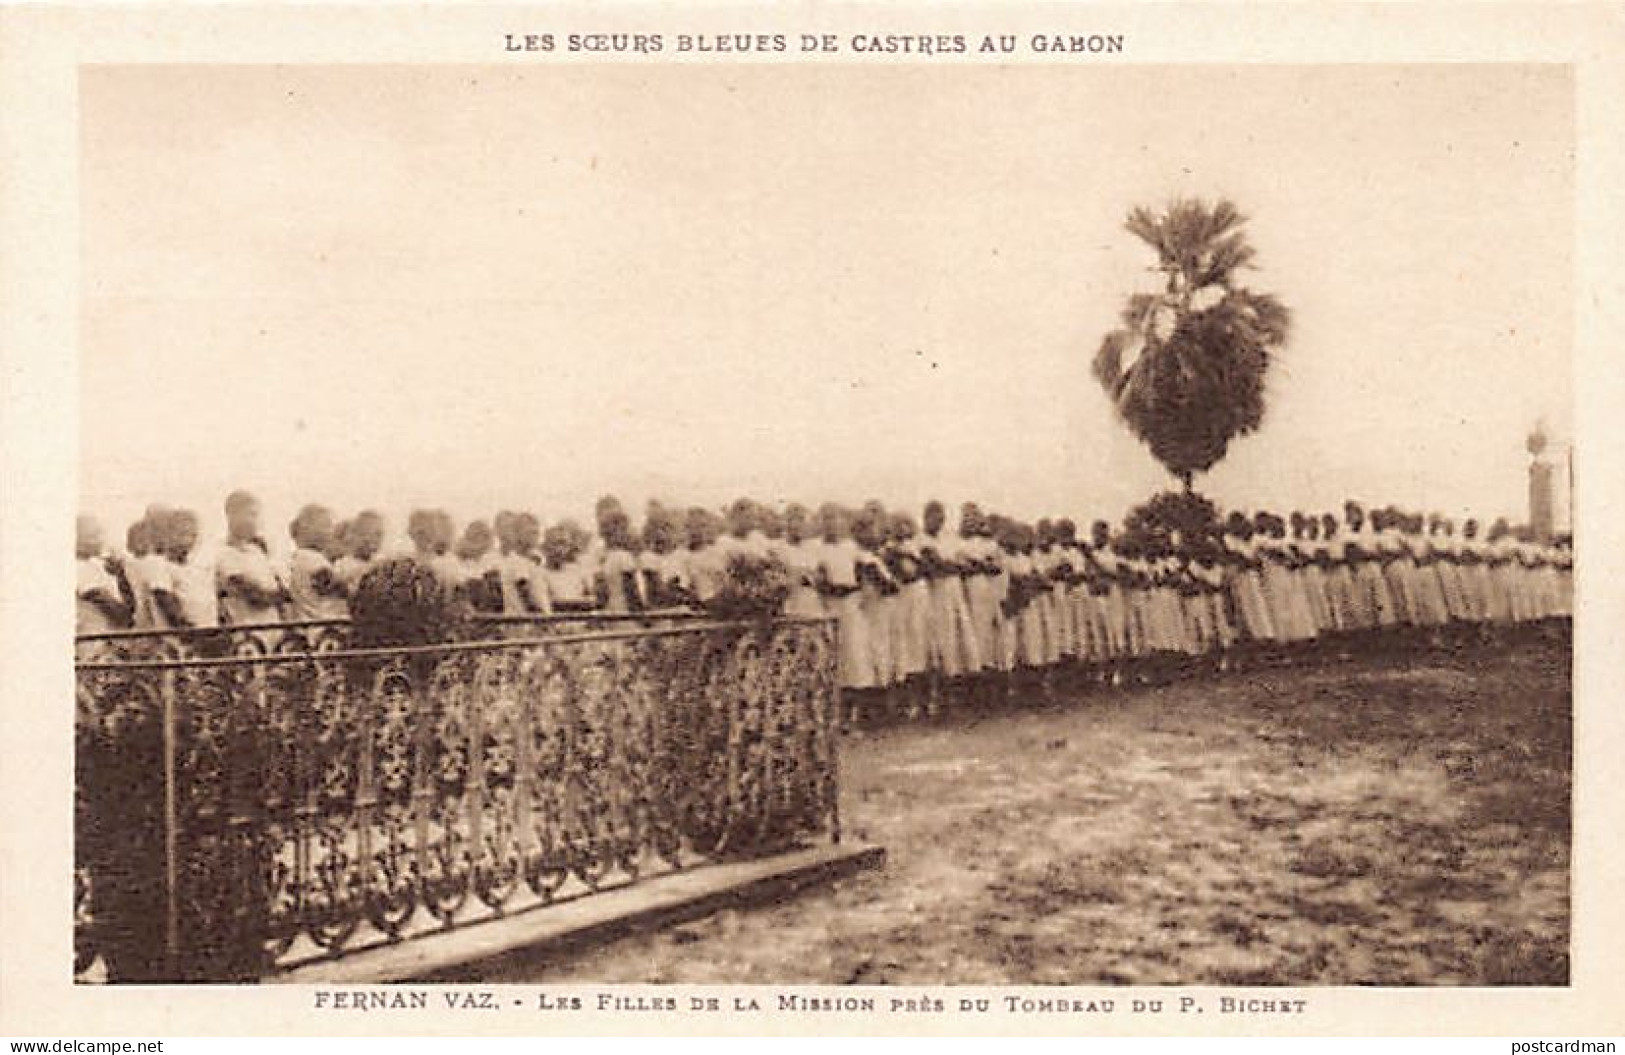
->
xmin=274 ymin=842 xmax=886 ymax=984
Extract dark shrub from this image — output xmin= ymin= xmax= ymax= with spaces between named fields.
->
xmin=349 ymin=557 xmax=463 ymax=649
xmin=705 ymin=552 xmax=790 ymax=621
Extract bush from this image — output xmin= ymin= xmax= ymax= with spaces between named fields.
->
xmin=1122 ymin=490 xmax=1222 ymax=554
xmin=704 ymin=552 xmax=790 ymax=621
xmin=349 ymin=557 xmax=463 ymax=649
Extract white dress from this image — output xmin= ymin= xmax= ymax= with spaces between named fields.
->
xmin=819 ymin=539 xmax=873 ymax=690
xmin=921 ymin=532 xmax=981 ymax=677
xmin=781 ymin=540 xmax=826 ymax=620
xmin=1016 ymin=552 xmax=1049 ymax=669
xmin=1433 ymin=537 xmax=1470 ymax=621
xmin=961 ymin=536 xmax=1003 ymax=666
xmin=498 ymin=551 xmax=548 ymax=615
xmin=1036 ymin=547 xmax=1071 ymax=665
xmin=288 ymin=547 xmax=348 ymax=621
xmin=76 ymin=557 xmax=122 ymax=636
xmin=334 ymin=555 xmax=374 ymax=594
xmin=994 ymin=550 xmax=1025 ymax=672
xmin=122 ymin=553 xmax=167 ymax=630
xmin=1347 ymin=527 xmax=1397 ymax=628
xmin=169 ymin=556 xmax=220 ymax=629
xmin=857 ymin=548 xmax=897 ymax=687
xmin=886 ymin=541 xmax=931 ymax=681
xmin=600 ymin=547 xmax=643 ymax=613
xmin=215 ymin=540 xmax=286 ymax=626
xmin=1091 ymin=547 xmax=1131 ymax=658
xmin=1226 ymin=537 xmax=1277 ymax=642
xmin=681 ymin=545 xmax=727 ymax=608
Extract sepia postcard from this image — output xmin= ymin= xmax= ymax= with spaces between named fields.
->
xmin=2 ymin=0 xmax=1624 ymax=1040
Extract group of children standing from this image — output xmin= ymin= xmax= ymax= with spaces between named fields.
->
xmin=76 ymin=491 xmax=1572 ymax=714
xmin=75 ymin=494 xmax=383 ymax=639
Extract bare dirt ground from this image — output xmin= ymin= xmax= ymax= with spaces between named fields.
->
xmin=495 ymin=630 xmax=1571 ymax=986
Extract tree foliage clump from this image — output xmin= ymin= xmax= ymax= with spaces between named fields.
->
xmin=1121 ymin=490 xmax=1223 ymax=557
xmin=1094 ymin=198 xmax=1292 ymax=489
xmin=349 ymin=557 xmax=464 ymax=650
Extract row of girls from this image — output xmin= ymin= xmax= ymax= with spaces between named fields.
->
xmin=76 ymin=491 xmax=1572 ymax=691
xmin=74 ymin=495 xmax=388 ymax=636
xmin=759 ymin=498 xmax=1571 ymax=716
xmin=74 ymin=492 xmax=704 ymax=636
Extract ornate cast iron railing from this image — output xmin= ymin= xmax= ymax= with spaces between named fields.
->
xmin=74 ymin=616 xmax=840 ymax=983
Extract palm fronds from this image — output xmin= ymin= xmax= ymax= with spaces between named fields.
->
xmin=1094 ymin=197 xmax=1291 ymax=485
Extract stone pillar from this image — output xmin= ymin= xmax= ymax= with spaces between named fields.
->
xmin=1529 ymin=459 xmax=1554 ymax=542
xmin=1527 ymin=425 xmax=1554 ymax=542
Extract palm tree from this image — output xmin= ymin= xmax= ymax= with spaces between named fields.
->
xmin=1093 ymin=197 xmax=1291 ymax=491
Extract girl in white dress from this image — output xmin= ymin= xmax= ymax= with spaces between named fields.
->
xmin=1084 ymin=521 xmax=1125 ymax=674
xmin=153 ymin=508 xmax=217 ymax=631
xmin=1458 ymin=520 xmax=1492 ymax=625
xmin=1115 ymin=542 xmax=1152 ymax=672
xmin=120 ymin=515 xmax=167 ymax=631
xmin=505 ymin=512 xmax=549 ymax=616
xmin=1015 ymin=525 xmax=1050 ymax=673
xmin=450 ymin=518 xmax=503 ymax=615
xmin=596 ymin=512 xmax=645 ymax=614
xmin=919 ymin=500 xmax=982 ymax=680
xmin=1539 ymin=539 xmax=1563 ymax=620
xmin=1405 ymin=514 xmax=1450 ymax=630
xmin=778 ymin=504 xmax=826 ymax=620
xmin=1052 ymin=519 xmax=1089 ymax=665
xmin=1134 ymin=544 xmax=1170 ymax=658
xmin=1481 ymin=523 xmax=1516 ymax=625
xmin=637 ymin=503 xmax=686 ymax=611
xmin=408 ymin=509 xmax=462 ymax=602
xmin=1222 ymin=514 xmax=1275 ymax=648
xmin=678 ymin=508 xmax=727 ymax=611
xmin=1554 ymin=538 xmax=1573 ymax=619
xmin=1371 ymin=510 xmax=1417 ymax=630
xmin=1344 ymin=503 xmax=1397 ymax=634
xmin=958 ymin=503 xmax=1004 ymax=670
xmin=1192 ymin=545 xmax=1237 ymax=663
xmin=987 ymin=518 xmax=1022 ymax=676
xmin=488 ymin=511 xmax=531 ymax=618
xmin=883 ymin=512 xmax=931 ymax=690
xmin=1155 ymin=547 xmax=1195 ymax=658
xmin=216 ymin=490 xmax=287 ymax=627
xmin=852 ymin=503 xmax=898 ymax=691
xmin=1319 ymin=514 xmax=1359 ymax=635
xmin=407 ymin=509 xmax=438 ymax=565
xmin=1306 ymin=518 xmax=1340 ymax=634
xmin=287 ymin=504 xmax=351 ymax=621
xmin=542 ymin=521 xmax=593 ymax=613
xmin=1293 ymin=515 xmax=1332 ymax=635
xmin=1169 ymin=538 xmax=1206 ymax=658
xmin=1171 ymin=549 xmax=1210 ymax=662
xmin=1032 ymin=520 xmax=1068 ymax=668
xmin=1256 ymin=513 xmax=1316 ymax=646
xmin=76 ymin=515 xmax=131 ymax=645
xmin=815 ymin=504 xmax=873 ymax=707
xmin=335 ymin=512 xmax=386 ymax=627
xmin=491 ymin=510 xmax=517 ymax=603
xmin=1432 ymin=521 xmax=1470 ymax=625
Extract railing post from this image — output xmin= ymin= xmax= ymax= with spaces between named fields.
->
xmin=160 ymin=668 xmax=181 ymax=979
xmin=824 ymin=619 xmax=843 ymax=846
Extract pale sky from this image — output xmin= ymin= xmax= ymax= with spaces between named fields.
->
xmin=80 ymin=63 xmax=1573 ymax=553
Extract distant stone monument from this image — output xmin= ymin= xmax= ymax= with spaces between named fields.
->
xmin=1527 ymin=424 xmax=1554 ymax=543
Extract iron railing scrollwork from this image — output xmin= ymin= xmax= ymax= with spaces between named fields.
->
xmin=74 ymin=616 xmax=840 ymax=983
